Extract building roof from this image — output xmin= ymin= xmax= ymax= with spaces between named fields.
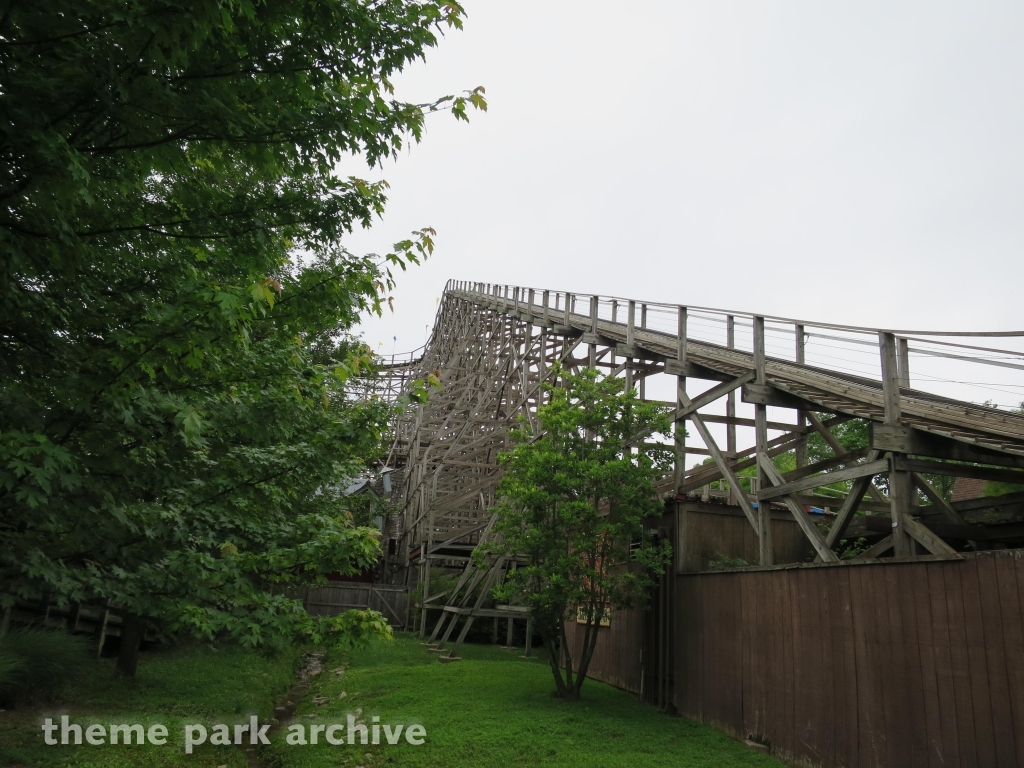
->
xmin=951 ymin=476 xmax=986 ymax=502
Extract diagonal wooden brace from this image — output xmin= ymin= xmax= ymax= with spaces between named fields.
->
xmin=757 ymin=453 xmax=839 ymax=563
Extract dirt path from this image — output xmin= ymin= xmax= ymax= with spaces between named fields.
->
xmin=238 ymin=650 xmax=325 ymax=767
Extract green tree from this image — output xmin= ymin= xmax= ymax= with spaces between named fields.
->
xmin=486 ymin=369 xmax=672 ymax=701
xmin=0 ymin=0 xmax=483 ymax=675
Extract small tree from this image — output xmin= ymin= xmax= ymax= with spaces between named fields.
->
xmin=487 ymin=368 xmax=673 ymax=701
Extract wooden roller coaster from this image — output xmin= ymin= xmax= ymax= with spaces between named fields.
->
xmin=371 ymin=280 xmax=1024 ymax=650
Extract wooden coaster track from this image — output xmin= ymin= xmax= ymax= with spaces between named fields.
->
xmin=371 ymin=280 xmax=1024 ymax=632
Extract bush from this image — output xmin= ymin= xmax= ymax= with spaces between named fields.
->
xmin=0 ymin=647 xmax=27 ymax=694
xmin=0 ymin=627 xmax=89 ymax=705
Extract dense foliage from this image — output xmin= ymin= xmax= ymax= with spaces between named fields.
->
xmin=0 ymin=628 xmax=89 ymax=706
xmin=486 ymin=368 xmax=672 ymax=701
xmin=0 ymin=0 xmax=483 ymax=669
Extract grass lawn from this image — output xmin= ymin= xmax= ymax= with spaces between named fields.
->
xmin=1 ymin=634 xmax=783 ymax=768
xmin=0 ymin=641 xmax=302 ymax=767
xmin=271 ymin=633 xmax=782 ymax=768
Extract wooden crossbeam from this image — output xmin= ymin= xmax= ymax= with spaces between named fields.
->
xmin=756 ymin=459 xmax=889 ymax=502
xmin=854 ymin=535 xmax=893 ymax=559
xmin=685 ymin=402 xmax=760 ymax=532
xmin=953 ymin=489 xmax=1024 ymax=512
xmin=824 ymin=451 xmax=882 ymax=550
xmin=677 ymin=431 xmax=809 ymax=493
xmin=893 ymin=457 xmax=1024 ymax=485
xmin=870 ymin=423 xmax=1024 ymax=470
xmin=696 ymin=413 xmax=810 ymax=433
xmin=903 ymin=516 xmax=960 ymax=557
xmin=757 ymin=453 xmax=839 ymax=562
xmin=805 ymin=411 xmax=846 ymax=455
xmin=428 ymin=521 xmax=492 ymax=554
xmin=912 ymin=473 xmax=968 ymax=526
xmin=806 ymin=411 xmax=889 ymax=505
xmin=673 ymin=372 xmax=755 ymax=422
xmin=773 ymin=447 xmax=870 ymax=484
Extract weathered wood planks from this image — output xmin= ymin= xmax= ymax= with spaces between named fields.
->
xmin=574 ymin=549 xmax=1024 ymax=768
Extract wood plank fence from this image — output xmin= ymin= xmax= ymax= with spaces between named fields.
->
xmin=289 ymin=583 xmax=409 ymax=629
xmin=570 ymin=548 xmax=1024 ymax=768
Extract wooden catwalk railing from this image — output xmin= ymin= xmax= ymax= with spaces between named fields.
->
xmin=373 ymin=279 xmax=1024 ymax=618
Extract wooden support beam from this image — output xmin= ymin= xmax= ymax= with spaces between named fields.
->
xmin=775 ymin=446 xmax=870 ymax=483
xmin=870 ymin=423 xmax=1024 ymax=470
xmin=701 ymin=413 xmax=809 ymax=433
xmin=673 ymin=372 xmax=755 ymax=422
xmin=754 ymin=316 xmax=773 ymax=565
xmin=953 ymin=489 xmax=1024 ymax=513
xmin=445 ymin=555 xmax=507 ymax=659
xmin=742 ymin=383 xmax=827 ymax=412
xmin=673 ymin=306 xmax=687 ymax=495
xmin=679 ymin=428 xmax=811 ymax=492
xmin=847 ymin=514 xmax=958 ymax=557
xmin=931 ymin=520 xmax=1024 ymax=541
xmin=663 ymin=359 xmax=736 ymax=382
xmin=805 ymin=411 xmax=889 ymax=506
xmin=428 ymin=521 xmax=491 ymax=553
xmin=588 ymin=295 xmax=598 ymax=369
xmin=824 ymin=459 xmax=881 ymax=550
xmin=854 ymin=535 xmax=893 ymax=559
xmin=792 ymin=493 xmax=892 ymax=515
xmin=892 ymin=457 xmax=1024 ymax=485
xmin=880 ymin=330 xmax=913 ymax=557
xmin=639 ymin=404 xmax=810 ymax=433
xmin=897 ymin=337 xmax=911 ymax=389
xmin=805 ymin=411 xmax=846 ymax=455
xmin=441 ymin=459 xmax=500 ymax=469
xmin=903 ymin=515 xmax=960 ymax=556
xmin=685 ymin=405 xmax=760 ymax=532
xmin=795 ymin=323 xmax=807 ymax=468
xmin=758 ymin=454 xmax=840 ymax=563
xmin=757 ymin=459 xmax=890 ymax=502
xmin=726 ymin=316 xmax=738 ymax=474
xmin=912 ymin=473 xmax=968 ymax=526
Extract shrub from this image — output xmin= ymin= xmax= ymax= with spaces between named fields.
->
xmin=0 ymin=627 xmax=89 ymax=704
xmin=0 ymin=647 xmax=27 ymax=695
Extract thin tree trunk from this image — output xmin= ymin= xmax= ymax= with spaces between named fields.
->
xmin=116 ymin=612 xmax=144 ymax=678
xmin=542 ymin=634 xmax=568 ymax=698
xmin=573 ymin=618 xmax=602 ymax=698
xmin=569 ymin=592 xmax=605 ymax=699
xmin=560 ymin=622 xmax=576 ymax=696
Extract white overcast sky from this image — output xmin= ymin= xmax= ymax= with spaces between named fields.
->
xmin=348 ymin=1 xmax=1024 ymax=361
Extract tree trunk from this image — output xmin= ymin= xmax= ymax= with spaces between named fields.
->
xmin=115 ymin=612 xmax=144 ymax=678
xmin=561 ymin=687 xmax=581 ymax=701
xmin=541 ymin=634 xmax=568 ymax=698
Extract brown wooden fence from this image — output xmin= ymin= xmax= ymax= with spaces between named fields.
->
xmin=573 ymin=548 xmax=1024 ymax=768
xmin=564 ymin=607 xmax=644 ymax=694
xmin=288 ymin=584 xmax=409 ymax=629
